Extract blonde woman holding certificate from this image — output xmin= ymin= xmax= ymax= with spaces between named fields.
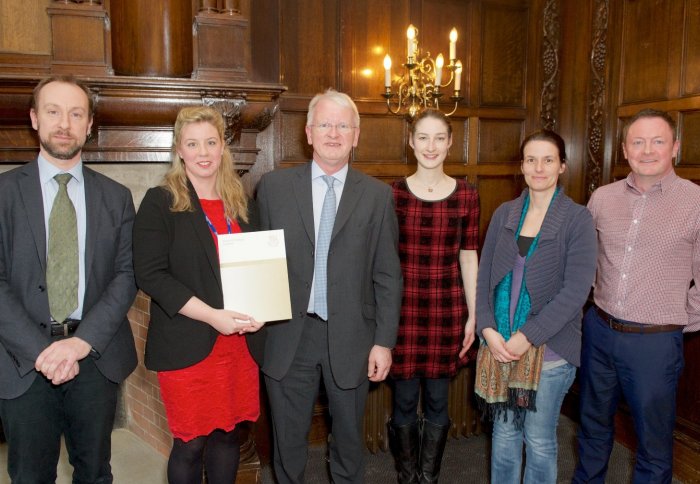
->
xmin=133 ymin=106 xmax=263 ymax=484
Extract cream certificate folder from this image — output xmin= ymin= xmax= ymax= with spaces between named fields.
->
xmin=218 ymin=229 xmax=292 ymax=323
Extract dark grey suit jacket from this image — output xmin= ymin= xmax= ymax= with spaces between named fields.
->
xmin=251 ymin=162 xmax=402 ymax=390
xmin=0 ymin=160 xmax=137 ymax=399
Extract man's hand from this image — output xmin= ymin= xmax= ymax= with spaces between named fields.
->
xmin=35 ymin=337 xmax=91 ymax=384
xmin=367 ymin=345 xmax=392 ymax=382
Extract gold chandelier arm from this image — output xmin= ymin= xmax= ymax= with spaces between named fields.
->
xmin=444 ymin=100 xmax=460 ymax=117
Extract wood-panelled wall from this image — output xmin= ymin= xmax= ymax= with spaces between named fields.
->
xmin=251 ymin=0 xmax=700 ymax=480
xmin=266 ymin=0 xmax=555 ymax=245
xmin=2 ymin=0 xmax=700 ymax=480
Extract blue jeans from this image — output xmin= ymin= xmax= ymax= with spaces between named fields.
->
xmin=490 ymin=361 xmax=576 ymax=484
xmin=573 ymin=307 xmax=683 ymax=484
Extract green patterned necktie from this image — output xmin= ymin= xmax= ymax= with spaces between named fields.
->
xmin=47 ymin=173 xmax=78 ymax=323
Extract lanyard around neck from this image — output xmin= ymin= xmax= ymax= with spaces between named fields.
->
xmin=204 ymin=214 xmax=233 ymax=235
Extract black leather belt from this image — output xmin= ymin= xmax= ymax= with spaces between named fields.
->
xmin=306 ymin=312 xmax=327 ymax=323
xmin=594 ymin=306 xmax=681 ymax=334
xmin=50 ymin=319 xmax=81 ymax=337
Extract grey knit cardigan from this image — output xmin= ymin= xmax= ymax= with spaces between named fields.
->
xmin=475 ymin=188 xmax=598 ymax=367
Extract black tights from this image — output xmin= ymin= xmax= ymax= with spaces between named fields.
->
xmin=167 ymin=425 xmax=241 ymax=484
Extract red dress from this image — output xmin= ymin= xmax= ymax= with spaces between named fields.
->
xmin=390 ymin=178 xmax=480 ymax=379
xmin=157 ymin=199 xmax=259 ymax=442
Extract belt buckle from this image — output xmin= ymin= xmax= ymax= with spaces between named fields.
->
xmin=63 ymin=323 xmax=69 ymax=337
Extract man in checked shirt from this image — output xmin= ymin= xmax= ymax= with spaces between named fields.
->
xmin=573 ymin=109 xmax=700 ymax=484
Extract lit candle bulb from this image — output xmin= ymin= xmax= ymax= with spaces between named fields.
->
xmin=435 ymin=54 xmax=444 ymax=86
xmin=407 ymin=25 xmax=416 ymax=59
xmin=383 ymin=54 xmax=392 ymax=88
xmin=454 ymin=60 xmax=463 ymax=92
xmin=449 ymin=28 xmax=458 ymax=61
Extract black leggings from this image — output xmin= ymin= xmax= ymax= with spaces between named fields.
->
xmin=167 ymin=425 xmax=241 ymax=484
xmin=393 ymin=377 xmax=450 ymax=426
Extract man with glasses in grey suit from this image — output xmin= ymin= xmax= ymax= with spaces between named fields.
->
xmin=252 ymin=89 xmax=402 ymax=483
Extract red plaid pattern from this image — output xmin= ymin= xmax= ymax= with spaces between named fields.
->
xmin=390 ymin=178 xmax=480 ymax=379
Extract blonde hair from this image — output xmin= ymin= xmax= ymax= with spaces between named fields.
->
xmin=163 ymin=106 xmax=248 ymax=222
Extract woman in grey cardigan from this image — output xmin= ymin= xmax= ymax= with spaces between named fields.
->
xmin=475 ymin=130 xmax=597 ymax=484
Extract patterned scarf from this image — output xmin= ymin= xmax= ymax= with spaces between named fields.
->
xmin=475 ymin=188 xmax=559 ymax=428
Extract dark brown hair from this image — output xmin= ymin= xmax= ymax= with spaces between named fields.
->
xmin=31 ymin=75 xmax=95 ymax=118
xmin=520 ymin=129 xmax=567 ymax=163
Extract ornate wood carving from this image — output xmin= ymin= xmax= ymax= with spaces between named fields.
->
xmin=540 ymin=0 xmax=560 ymax=130
xmin=584 ymin=0 xmax=609 ymax=196
xmin=202 ymin=97 xmax=245 ymax=145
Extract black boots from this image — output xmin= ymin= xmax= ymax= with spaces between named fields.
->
xmin=418 ymin=419 xmax=450 ymax=484
xmin=389 ymin=419 xmax=450 ymax=483
xmin=388 ymin=420 xmax=420 ymax=484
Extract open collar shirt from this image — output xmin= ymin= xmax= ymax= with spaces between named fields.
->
xmin=588 ymin=171 xmax=700 ymax=332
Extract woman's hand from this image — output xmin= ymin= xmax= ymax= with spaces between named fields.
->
xmin=242 ymin=318 xmax=266 ymax=334
xmin=458 ymin=316 xmax=476 ymax=359
xmin=504 ymin=331 xmax=531 ymax=357
xmin=179 ymin=297 xmax=266 ymax=335
xmin=482 ymin=328 xmax=519 ymax=363
xmin=208 ymin=309 xmax=256 ymax=335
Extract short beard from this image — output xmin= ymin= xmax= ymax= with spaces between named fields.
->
xmin=40 ymin=136 xmax=83 ymax=161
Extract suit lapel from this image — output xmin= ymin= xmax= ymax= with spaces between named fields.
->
xmin=292 ymin=163 xmax=315 ymax=246
xmin=18 ymin=162 xmax=48 ymax=272
xmin=187 ymin=182 xmax=223 ymax=289
xmin=332 ymin=167 xmax=364 ymax=241
xmin=83 ymin=167 xmax=102 ymax=282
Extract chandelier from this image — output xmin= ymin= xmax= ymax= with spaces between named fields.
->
xmin=382 ymin=25 xmax=464 ymax=118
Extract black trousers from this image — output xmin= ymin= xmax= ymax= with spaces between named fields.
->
xmin=0 ymin=357 xmax=118 ymax=484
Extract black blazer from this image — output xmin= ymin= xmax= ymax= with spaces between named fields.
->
xmin=133 ymin=183 xmax=259 ymax=371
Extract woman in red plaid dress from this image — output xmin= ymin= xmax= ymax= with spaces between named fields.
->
xmin=389 ymin=109 xmax=479 ymax=483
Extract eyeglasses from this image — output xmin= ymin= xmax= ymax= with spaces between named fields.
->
xmin=309 ymin=122 xmax=356 ymax=134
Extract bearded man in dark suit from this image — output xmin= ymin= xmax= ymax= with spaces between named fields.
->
xmin=0 ymin=76 xmax=137 ymax=483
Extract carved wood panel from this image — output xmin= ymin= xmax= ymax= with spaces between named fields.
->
xmin=280 ymin=0 xmax=339 ymax=94
xmin=619 ymin=0 xmax=674 ymax=103
xmin=477 ymin=118 xmax=523 ymax=164
xmin=479 ymin=2 xmax=529 ymax=107
xmin=679 ymin=111 xmax=700 ymax=166
xmin=0 ymin=0 xmax=52 ymax=54
xmin=683 ymin=0 xmax=700 ymax=96
xmin=339 ymin=0 xmax=409 ymax=100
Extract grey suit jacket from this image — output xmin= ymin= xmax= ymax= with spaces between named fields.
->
xmin=0 ymin=160 xmax=137 ymax=399
xmin=252 ymin=162 xmax=402 ymax=390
